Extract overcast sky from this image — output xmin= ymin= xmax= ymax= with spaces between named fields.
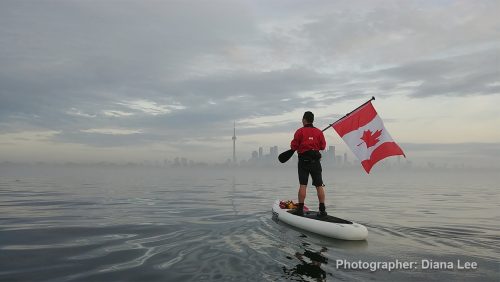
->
xmin=0 ymin=0 xmax=499 ymax=166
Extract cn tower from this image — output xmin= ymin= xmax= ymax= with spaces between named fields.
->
xmin=232 ymin=121 xmax=237 ymax=164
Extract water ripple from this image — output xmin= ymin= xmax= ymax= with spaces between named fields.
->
xmin=0 ymin=168 xmax=498 ymax=281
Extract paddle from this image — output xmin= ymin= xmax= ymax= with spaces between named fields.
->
xmin=278 ymin=149 xmax=295 ymax=163
xmin=277 ymin=96 xmax=376 ymax=164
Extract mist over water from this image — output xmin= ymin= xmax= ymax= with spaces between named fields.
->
xmin=0 ymin=165 xmax=498 ymax=281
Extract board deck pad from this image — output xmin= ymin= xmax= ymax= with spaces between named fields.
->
xmin=287 ymin=210 xmax=353 ymax=224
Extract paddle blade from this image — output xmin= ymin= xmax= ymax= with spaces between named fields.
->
xmin=278 ymin=149 xmax=295 ymax=163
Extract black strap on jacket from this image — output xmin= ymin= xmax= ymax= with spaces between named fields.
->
xmin=298 ymin=150 xmax=322 ymax=162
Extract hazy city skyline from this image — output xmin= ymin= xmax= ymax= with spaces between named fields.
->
xmin=1 ymin=1 xmax=499 ymax=167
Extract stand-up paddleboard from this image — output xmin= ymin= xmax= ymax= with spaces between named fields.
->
xmin=272 ymin=200 xmax=368 ymax=240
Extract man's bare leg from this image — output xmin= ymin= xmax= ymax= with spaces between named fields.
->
xmin=290 ymin=185 xmax=308 ymax=216
xmin=316 ymin=185 xmax=325 ymax=203
xmin=298 ymin=185 xmax=307 ymax=203
xmin=316 ymin=185 xmax=327 ymax=216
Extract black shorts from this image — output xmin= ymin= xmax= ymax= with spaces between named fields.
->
xmin=298 ymin=159 xmax=324 ymax=187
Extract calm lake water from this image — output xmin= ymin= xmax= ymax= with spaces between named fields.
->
xmin=0 ymin=165 xmax=498 ymax=281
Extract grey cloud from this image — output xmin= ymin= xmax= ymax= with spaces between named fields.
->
xmin=52 ymin=130 xmax=157 ymax=147
xmin=2 ymin=63 xmax=343 ymax=146
xmin=401 ymin=142 xmax=500 ymax=154
xmin=371 ymin=48 xmax=500 ymax=98
xmin=175 ymin=68 xmax=332 ymax=99
xmin=298 ymin=1 xmax=500 ymax=65
xmin=0 ymin=0 xmax=260 ymax=134
xmin=288 ymin=2 xmax=500 ymax=99
xmin=1 ymin=0 xmax=499 ymax=153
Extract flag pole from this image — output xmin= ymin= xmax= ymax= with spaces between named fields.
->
xmin=321 ymin=96 xmax=375 ymax=132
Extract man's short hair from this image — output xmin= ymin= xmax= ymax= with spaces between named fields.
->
xmin=303 ymin=111 xmax=314 ymax=123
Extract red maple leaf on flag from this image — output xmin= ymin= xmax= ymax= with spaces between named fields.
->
xmin=357 ymin=129 xmax=382 ymax=148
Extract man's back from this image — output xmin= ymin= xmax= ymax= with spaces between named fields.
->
xmin=291 ymin=125 xmax=326 ymax=154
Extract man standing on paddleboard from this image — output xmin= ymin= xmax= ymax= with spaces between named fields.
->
xmin=290 ymin=111 xmax=327 ymax=217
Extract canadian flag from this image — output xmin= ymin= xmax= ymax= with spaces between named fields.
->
xmin=333 ymin=101 xmax=405 ymax=173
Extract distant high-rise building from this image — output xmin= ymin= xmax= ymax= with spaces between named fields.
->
xmin=251 ymin=151 xmax=258 ymax=160
xmin=328 ymin=146 xmax=336 ymax=162
xmin=258 ymin=147 xmax=263 ymax=159
xmin=336 ymin=155 xmax=342 ymax=165
xmin=232 ymin=121 xmax=237 ymax=164
xmin=267 ymin=146 xmax=279 ymax=159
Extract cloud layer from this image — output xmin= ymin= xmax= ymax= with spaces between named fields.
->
xmin=1 ymin=0 xmax=499 ymax=163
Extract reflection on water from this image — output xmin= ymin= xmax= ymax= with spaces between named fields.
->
xmin=0 ymin=166 xmax=499 ymax=281
xmin=283 ymin=246 xmax=329 ymax=281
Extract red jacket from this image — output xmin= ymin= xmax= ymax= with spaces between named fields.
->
xmin=290 ymin=124 xmax=326 ymax=154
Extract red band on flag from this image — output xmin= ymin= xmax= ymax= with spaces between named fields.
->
xmin=361 ymin=142 xmax=405 ymax=173
xmin=333 ymin=102 xmax=378 ymax=138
